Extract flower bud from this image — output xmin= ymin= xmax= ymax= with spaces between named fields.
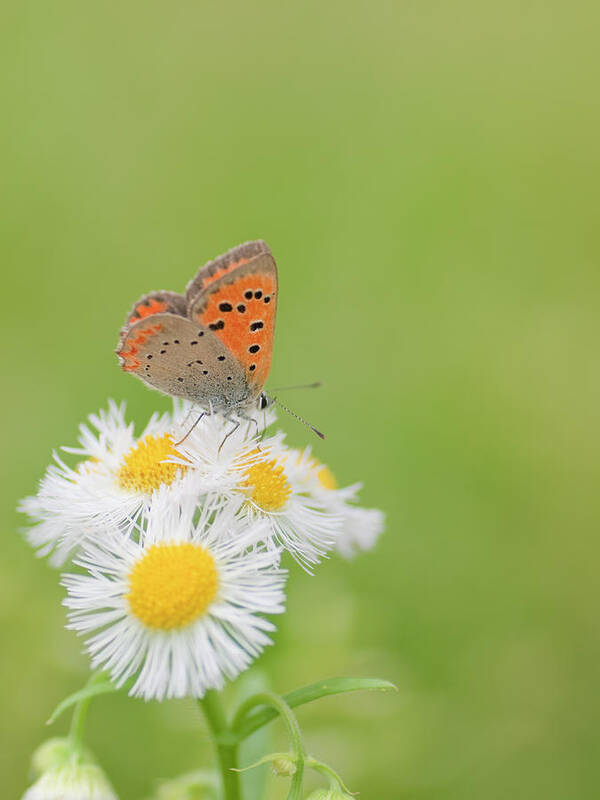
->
xmin=30 ymin=739 xmax=74 ymax=778
xmin=22 ymin=760 xmax=118 ymax=800
xmin=305 ymin=788 xmax=352 ymax=800
xmin=148 ymin=770 xmax=217 ymax=799
xmin=272 ymin=755 xmax=297 ymax=776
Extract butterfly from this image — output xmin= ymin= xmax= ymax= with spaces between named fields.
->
xmin=116 ymin=240 xmax=277 ymax=416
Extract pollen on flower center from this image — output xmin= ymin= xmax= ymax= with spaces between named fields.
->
xmin=242 ymin=457 xmax=292 ymax=512
xmin=116 ymin=433 xmax=186 ymax=493
xmin=127 ymin=543 xmax=218 ymax=630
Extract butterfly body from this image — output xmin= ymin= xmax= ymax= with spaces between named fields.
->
xmin=117 ymin=241 xmax=277 ymax=414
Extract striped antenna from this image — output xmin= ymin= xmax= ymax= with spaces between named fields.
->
xmin=271 ymin=397 xmax=325 ymax=440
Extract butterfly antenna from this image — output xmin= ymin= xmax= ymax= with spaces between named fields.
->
xmin=269 ymin=381 xmax=322 ymax=392
xmin=174 ymin=412 xmax=205 ymax=447
xmin=272 ymin=397 xmax=325 ymax=440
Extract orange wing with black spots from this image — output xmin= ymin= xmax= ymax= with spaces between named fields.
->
xmin=118 ymin=291 xmax=188 ymax=353
xmin=185 ymin=240 xmax=271 ymax=301
xmin=187 ymin=250 xmax=277 ymax=398
xmin=117 ymin=318 xmax=165 ymax=372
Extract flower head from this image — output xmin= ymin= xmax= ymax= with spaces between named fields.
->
xmin=283 ymin=448 xmax=385 ymax=559
xmin=234 ymin=434 xmax=344 ymax=570
xmin=63 ymin=494 xmax=286 ymax=700
xmin=19 ymin=401 xmax=201 ymax=566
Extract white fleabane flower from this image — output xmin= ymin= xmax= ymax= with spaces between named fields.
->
xmin=19 ymin=400 xmax=202 ymax=566
xmin=234 ymin=433 xmax=344 ymax=571
xmin=283 ymin=448 xmax=385 ymax=559
xmin=63 ymin=494 xmax=286 ymax=701
xmin=22 ymin=760 xmax=118 ymax=800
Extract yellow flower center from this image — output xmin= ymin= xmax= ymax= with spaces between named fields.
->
xmin=315 ymin=462 xmax=338 ymax=490
xmin=242 ymin=457 xmax=292 ymax=512
xmin=127 ymin=543 xmax=218 ymax=630
xmin=299 ymin=453 xmax=338 ymax=490
xmin=116 ymin=433 xmax=186 ymax=493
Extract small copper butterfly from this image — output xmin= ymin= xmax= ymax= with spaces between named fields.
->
xmin=116 ymin=240 xmax=277 ymax=415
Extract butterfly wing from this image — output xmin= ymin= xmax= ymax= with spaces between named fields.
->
xmin=117 ymin=291 xmax=188 ymax=352
xmin=116 ymin=313 xmax=248 ymax=409
xmin=185 ymin=240 xmax=271 ymax=301
xmin=187 ymin=247 xmax=277 ymax=398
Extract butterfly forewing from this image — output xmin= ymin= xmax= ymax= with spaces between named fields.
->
xmin=187 ymin=251 xmax=277 ymax=397
xmin=117 ymin=313 xmax=248 ymax=409
xmin=185 ymin=240 xmax=271 ymax=303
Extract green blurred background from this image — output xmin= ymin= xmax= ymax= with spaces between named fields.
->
xmin=2 ymin=1 xmax=599 ymax=797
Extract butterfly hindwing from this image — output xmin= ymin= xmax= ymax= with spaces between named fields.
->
xmin=187 ymin=250 xmax=277 ymax=396
xmin=118 ymin=291 xmax=188 ymax=352
xmin=116 ymin=313 xmax=248 ymax=407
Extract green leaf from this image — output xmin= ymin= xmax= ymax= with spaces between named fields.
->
xmin=46 ymin=673 xmax=122 ymax=726
xmin=234 ymin=677 xmax=397 ymax=741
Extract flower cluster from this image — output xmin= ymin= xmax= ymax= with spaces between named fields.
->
xmin=20 ymin=400 xmax=384 ymax=702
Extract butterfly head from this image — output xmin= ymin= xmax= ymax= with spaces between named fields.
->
xmin=258 ymin=392 xmax=271 ymax=411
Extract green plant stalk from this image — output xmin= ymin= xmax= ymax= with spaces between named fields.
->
xmin=68 ymin=671 xmax=107 ymax=754
xmin=68 ymin=695 xmax=91 ymax=755
xmin=232 ymin=692 xmax=305 ymax=800
xmin=198 ymin=691 xmax=241 ymax=800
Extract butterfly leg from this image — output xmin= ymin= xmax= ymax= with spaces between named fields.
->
xmin=218 ymin=418 xmax=241 ymax=455
xmin=174 ymin=411 xmax=206 ymax=447
xmin=238 ymin=410 xmax=269 ymax=449
xmin=244 ymin=408 xmax=269 ymax=443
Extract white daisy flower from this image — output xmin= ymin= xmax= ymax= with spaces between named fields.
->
xmin=22 ymin=761 xmax=118 ymax=800
xmin=233 ymin=433 xmax=344 ymax=571
xmin=19 ymin=400 xmax=203 ymax=566
xmin=63 ymin=494 xmax=286 ymax=701
xmin=282 ymin=448 xmax=385 ymax=559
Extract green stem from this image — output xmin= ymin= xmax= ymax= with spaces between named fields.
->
xmin=232 ymin=692 xmax=305 ymax=800
xmin=68 ymin=696 xmax=91 ymax=754
xmin=198 ymin=691 xmax=240 ymax=800
xmin=68 ymin=672 xmax=105 ymax=753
